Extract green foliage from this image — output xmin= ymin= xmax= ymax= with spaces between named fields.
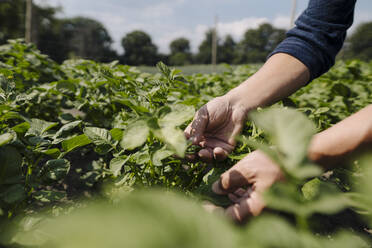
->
xmin=12 ymin=191 xmax=240 ymax=248
xmin=0 ymin=40 xmax=372 ymax=247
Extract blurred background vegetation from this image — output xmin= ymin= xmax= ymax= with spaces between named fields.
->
xmin=1 ymin=0 xmax=372 ymax=66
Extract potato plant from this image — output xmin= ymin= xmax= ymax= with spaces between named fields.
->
xmin=0 ymin=40 xmax=372 ymax=247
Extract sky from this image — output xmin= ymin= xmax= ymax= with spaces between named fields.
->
xmin=35 ymin=0 xmax=372 ymax=54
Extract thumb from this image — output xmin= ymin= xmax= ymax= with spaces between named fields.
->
xmin=212 ymin=165 xmax=249 ymax=195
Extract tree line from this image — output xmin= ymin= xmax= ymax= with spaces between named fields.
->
xmin=1 ymin=0 xmax=371 ymax=66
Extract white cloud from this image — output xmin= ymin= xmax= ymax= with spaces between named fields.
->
xmin=218 ymin=17 xmax=268 ymax=41
xmin=154 ymin=25 xmax=208 ymax=53
xmin=140 ymin=3 xmax=175 ymax=19
xmin=272 ymin=16 xmax=291 ymax=29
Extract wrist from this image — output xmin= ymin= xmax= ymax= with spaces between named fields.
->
xmin=224 ymin=79 xmax=260 ymax=114
xmin=307 ymin=135 xmax=324 ymax=163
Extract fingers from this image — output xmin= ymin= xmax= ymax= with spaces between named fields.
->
xmin=213 ymin=147 xmax=228 ymax=161
xmin=225 ymin=191 xmax=265 ymax=222
xmin=196 ymin=137 xmax=233 ymax=162
xmin=198 ymin=147 xmax=214 ymax=163
xmin=199 ymin=137 xmax=234 ymax=153
xmin=228 ymin=188 xmax=252 ymax=203
xmin=197 ymin=147 xmax=228 ymax=162
xmin=228 ymin=193 xmax=240 ymax=203
xmin=184 ymin=106 xmax=209 ymax=145
xmin=214 ymin=165 xmax=250 ymax=194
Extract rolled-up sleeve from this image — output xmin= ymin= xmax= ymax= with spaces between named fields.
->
xmin=269 ymin=0 xmax=357 ymax=82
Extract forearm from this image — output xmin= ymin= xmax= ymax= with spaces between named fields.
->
xmin=308 ymin=105 xmax=372 ymax=167
xmin=225 ymin=53 xmax=310 ymax=112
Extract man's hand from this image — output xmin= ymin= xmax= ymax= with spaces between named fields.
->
xmin=184 ymin=54 xmax=310 ymax=162
xmin=212 ymin=150 xmax=284 ymax=222
xmin=184 ymin=96 xmax=247 ymax=162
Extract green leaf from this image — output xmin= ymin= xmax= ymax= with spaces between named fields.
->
xmin=113 ymin=98 xmax=149 ymax=114
xmin=243 ymin=215 xmax=303 ymax=248
xmin=157 ymin=61 xmax=171 ymax=78
xmin=319 ymin=231 xmax=369 ymax=248
xmin=94 ymin=144 xmax=113 ymax=155
xmin=54 ymin=121 xmax=82 ymax=138
xmin=110 ymin=156 xmax=130 ymax=177
xmin=26 ymin=118 xmax=58 ymax=137
xmin=249 ymin=108 xmax=317 ymax=175
xmin=12 ymin=122 xmax=30 ymax=134
xmin=265 ymin=181 xmax=350 ymax=217
xmin=33 ymin=190 xmax=66 ymax=203
xmin=41 ymin=148 xmax=61 ymax=159
xmin=84 ymin=127 xmax=113 ymax=146
xmin=152 ymin=146 xmax=174 ymax=166
xmin=56 ymin=80 xmax=76 ymax=93
xmin=0 ymin=111 xmax=23 ymax=121
xmin=110 ymin=128 xmax=123 ymax=142
xmin=15 ymin=190 xmax=237 ymax=248
xmin=42 ymin=159 xmax=71 ymax=181
xmin=121 ymin=120 xmax=149 ymax=150
xmin=0 ymin=146 xmax=22 ymax=185
xmin=61 ymin=134 xmax=92 ymax=153
xmin=302 ymin=178 xmax=322 ymax=200
xmin=0 ymin=133 xmax=13 ymax=147
xmin=134 ymin=148 xmax=151 ymax=164
xmin=155 ymin=126 xmax=187 ymax=157
xmin=158 ymin=105 xmax=194 ymax=128
xmin=0 ymin=184 xmax=26 ymax=204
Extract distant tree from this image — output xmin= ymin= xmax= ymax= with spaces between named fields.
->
xmin=170 ymin=53 xmax=192 ymax=66
xmin=33 ymin=6 xmax=67 ymax=62
xmin=219 ymin=35 xmax=236 ymax=64
xmin=121 ymin=30 xmax=159 ymax=66
xmin=346 ymin=22 xmax=372 ymax=61
xmin=236 ymin=23 xmax=286 ymax=64
xmin=0 ymin=1 xmax=117 ymax=63
xmin=58 ymin=17 xmax=118 ymax=62
xmin=195 ymin=30 xmax=215 ymax=64
xmin=169 ymin=37 xmax=192 ymax=65
xmin=157 ymin=53 xmax=169 ymax=65
xmin=0 ymin=0 xmax=60 ymax=46
xmin=170 ymin=37 xmax=190 ymax=54
xmin=0 ymin=0 xmax=24 ymax=43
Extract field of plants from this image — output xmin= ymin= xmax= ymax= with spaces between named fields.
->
xmin=1 ymin=40 xmax=372 ymax=247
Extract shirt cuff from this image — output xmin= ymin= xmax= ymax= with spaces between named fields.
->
xmin=268 ymin=36 xmax=328 ymax=83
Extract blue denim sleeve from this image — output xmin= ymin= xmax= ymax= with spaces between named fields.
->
xmin=269 ymin=0 xmax=357 ymax=82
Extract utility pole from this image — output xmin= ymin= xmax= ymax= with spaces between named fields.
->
xmin=25 ymin=0 xmax=32 ymax=43
xmin=289 ymin=0 xmax=297 ymax=29
xmin=211 ymin=15 xmax=218 ymax=66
